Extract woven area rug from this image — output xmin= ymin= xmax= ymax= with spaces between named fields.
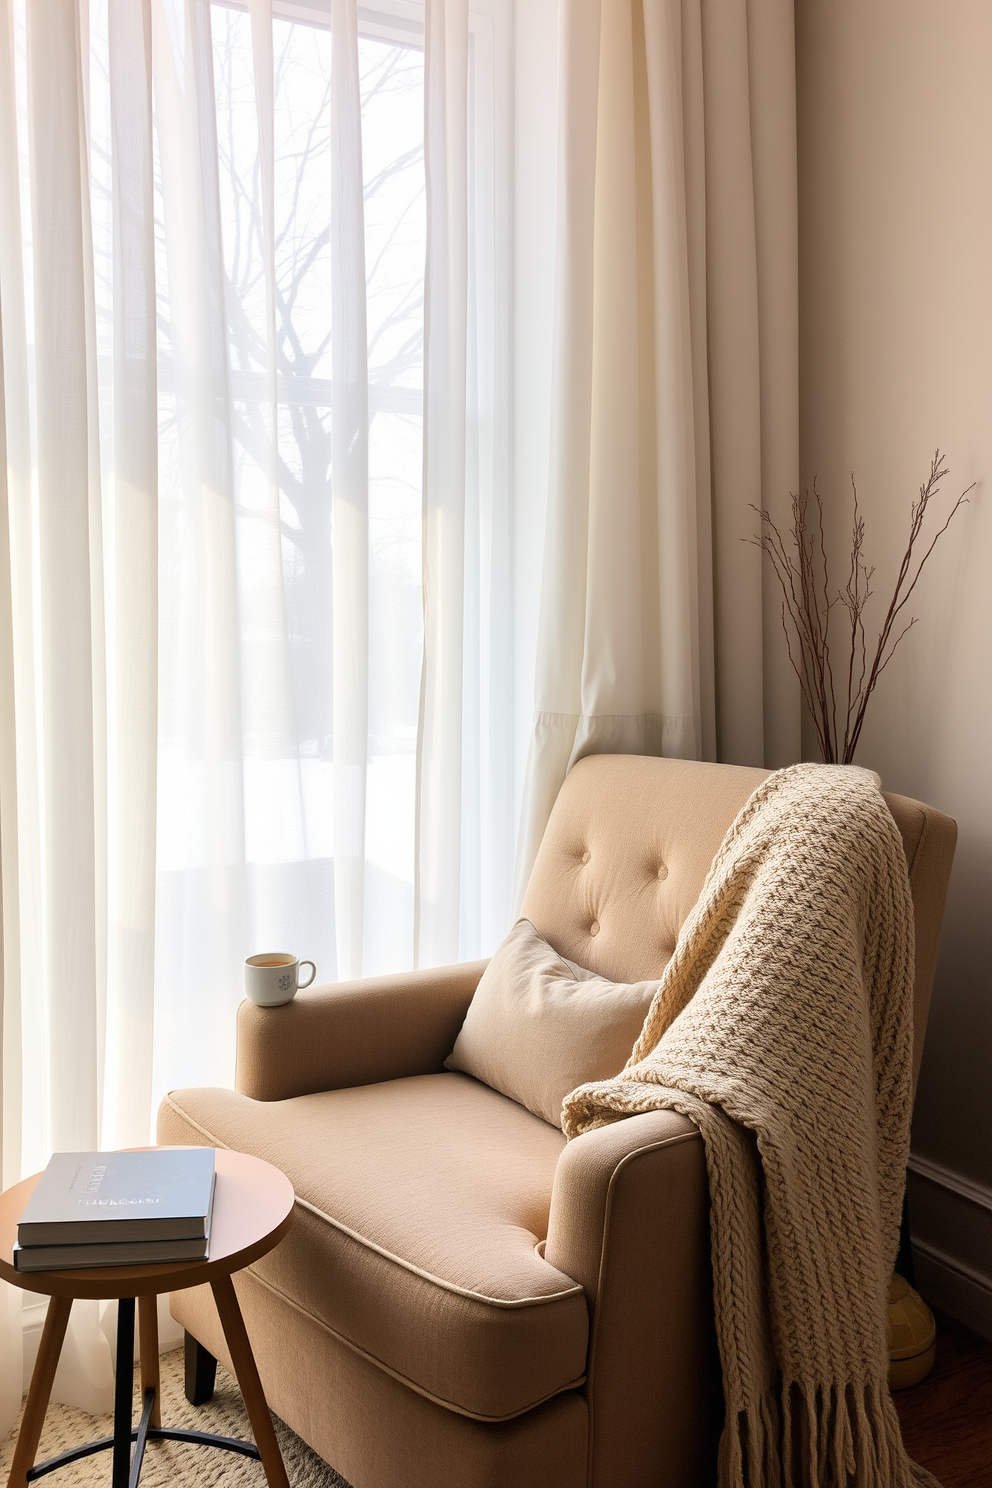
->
xmin=0 ymin=1348 xmax=352 ymax=1488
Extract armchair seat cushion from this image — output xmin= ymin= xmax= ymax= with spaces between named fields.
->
xmin=159 ymin=1072 xmax=589 ymax=1421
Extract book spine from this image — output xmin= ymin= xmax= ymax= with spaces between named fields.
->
xmin=13 ymin=1239 xmax=210 ymax=1272
xmin=17 ymin=1218 xmax=207 ymax=1246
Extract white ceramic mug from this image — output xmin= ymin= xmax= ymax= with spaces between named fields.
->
xmin=245 ymin=952 xmax=316 ymax=1007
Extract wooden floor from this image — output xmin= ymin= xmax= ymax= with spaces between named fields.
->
xmin=894 ymin=1312 xmax=992 ymax=1486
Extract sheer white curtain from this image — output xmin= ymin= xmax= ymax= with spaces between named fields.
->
xmin=514 ymin=0 xmax=801 ymax=898
xmin=0 ymin=0 xmax=511 ymax=1425
xmin=419 ymin=0 xmax=514 ymax=965
xmin=417 ymin=0 xmax=469 ymax=969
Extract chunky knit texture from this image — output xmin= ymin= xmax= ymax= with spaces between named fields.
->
xmin=562 ymin=764 xmax=940 ymax=1488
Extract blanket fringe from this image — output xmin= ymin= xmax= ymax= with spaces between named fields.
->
xmin=722 ymin=1377 xmax=941 ymax=1487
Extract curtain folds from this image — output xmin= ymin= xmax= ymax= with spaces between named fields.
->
xmin=328 ymin=0 xmax=370 ymax=982
xmin=513 ymin=0 xmax=800 ymax=903
xmin=417 ymin=0 xmax=469 ymax=968
xmin=0 ymin=0 xmax=511 ymax=1425
xmin=150 ymin=0 xmax=248 ymax=1098
xmin=107 ymin=0 xmax=158 ymax=1151
xmin=0 ymin=152 xmax=24 ymax=1438
xmin=417 ymin=0 xmax=514 ymax=967
xmin=0 ymin=0 xmax=118 ymax=1420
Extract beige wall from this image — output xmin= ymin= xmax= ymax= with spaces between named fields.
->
xmin=796 ymin=0 xmax=992 ymax=1327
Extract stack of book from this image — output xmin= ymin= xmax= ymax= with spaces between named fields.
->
xmin=13 ymin=1148 xmax=216 ymax=1272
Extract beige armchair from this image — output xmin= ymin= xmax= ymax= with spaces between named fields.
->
xmin=157 ymin=756 xmax=956 ymax=1488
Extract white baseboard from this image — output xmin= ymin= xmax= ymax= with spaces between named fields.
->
xmin=908 ymin=1151 xmax=992 ymax=1342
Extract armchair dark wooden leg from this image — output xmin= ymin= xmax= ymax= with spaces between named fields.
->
xmin=184 ymin=1330 xmax=217 ymax=1406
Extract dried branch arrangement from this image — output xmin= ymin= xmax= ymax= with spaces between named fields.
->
xmin=753 ymin=451 xmax=971 ymax=765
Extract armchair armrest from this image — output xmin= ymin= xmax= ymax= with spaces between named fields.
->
xmin=546 ymin=1111 xmax=721 ymax=1488
xmin=235 ymin=960 xmax=487 ymax=1101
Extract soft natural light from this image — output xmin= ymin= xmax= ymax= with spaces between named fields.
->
xmin=154 ymin=5 xmax=427 ymax=986
xmin=2 ymin=0 xmax=513 ymax=1165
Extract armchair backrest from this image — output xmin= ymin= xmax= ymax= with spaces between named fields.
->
xmin=520 ymin=755 xmax=957 ymax=1092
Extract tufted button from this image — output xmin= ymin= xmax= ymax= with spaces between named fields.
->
xmin=656 ymin=863 xmax=669 ymax=881
xmin=581 ymin=850 xmax=591 ymax=864
xmin=589 ymin=920 xmax=600 ymax=936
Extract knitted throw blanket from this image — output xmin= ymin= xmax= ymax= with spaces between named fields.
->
xmin=562 ymin=764 xmax=939 ymax=1488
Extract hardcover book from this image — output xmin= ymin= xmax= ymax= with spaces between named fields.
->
xmin=17 ymin=1148 xmax=216 ymax=1248
xmin=12 ymin=1223 xmax=213 ymax=1272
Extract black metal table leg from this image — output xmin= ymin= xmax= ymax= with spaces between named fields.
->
xmin=128 ymin=1389 xmax=155 ymax=1488
xmin=113 ymin=1299 xmax=136 ymax=1488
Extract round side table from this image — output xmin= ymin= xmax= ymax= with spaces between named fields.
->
xmin=0 ymin=1149 xmax=294 ymax=1488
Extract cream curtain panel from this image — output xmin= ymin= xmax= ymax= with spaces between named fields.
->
xmin=0 ymin=0 xmax=509 ymax=1424
xmin=514 ymin=0 xmax=800 ymax=898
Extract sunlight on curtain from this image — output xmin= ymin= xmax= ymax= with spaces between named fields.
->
xmin=0 ymin=0 xmax=513 ymax=1425
xmin=513 ymin=0 xmax=800 ymax=900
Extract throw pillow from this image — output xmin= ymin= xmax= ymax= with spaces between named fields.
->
xmin=445 ymin=917 xmax=660 ymax=1129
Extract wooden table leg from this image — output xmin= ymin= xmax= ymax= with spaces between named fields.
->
xmin=210 ymin=1275 xmax=289 ymax=1488
xmin=137 ymin=1295 xmax=161 ymax=1428
xmin=7 ymin=1295 xmax=72 ymax=1488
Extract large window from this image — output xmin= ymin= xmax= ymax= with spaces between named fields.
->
xmin=2 ymin=0 xmax=515 ymax=1162
xmin=190 ymin=2 xmax=428 ymax=976
xmin=149 ymin=0 xmax=510 ymax=1096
